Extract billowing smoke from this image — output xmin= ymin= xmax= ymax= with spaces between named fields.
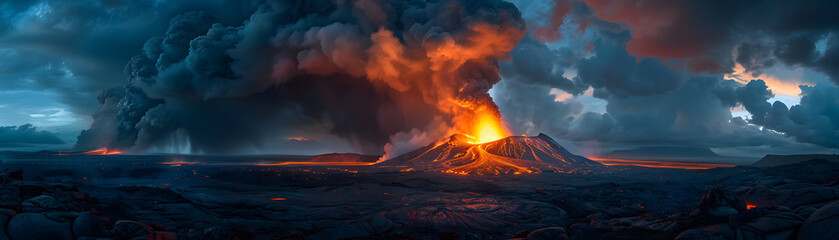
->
xmin=76 ymin=0 xmax=525 ymax=155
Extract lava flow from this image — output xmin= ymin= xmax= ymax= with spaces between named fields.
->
xmin=57 ymin=148 xmax=123 ymax=156
xmin=82 ymin=148 xmax=123 ymax=155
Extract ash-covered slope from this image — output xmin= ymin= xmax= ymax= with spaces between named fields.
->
xmin=378 ymin=133 xmax=602 ymax=175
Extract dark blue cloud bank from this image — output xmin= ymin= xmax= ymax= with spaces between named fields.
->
xmin=0 ymin=124 xmax=63 ymax=148
xmin=0 ymin=0 xmax=837 ymax=156
xmin=496 ymin=0 xmax=839 ymax=156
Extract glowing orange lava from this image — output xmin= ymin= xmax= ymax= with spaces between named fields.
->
xmin=380 ymin=134 xmax=601 ymax=175
xmin=83 ymin=148 xmax=123 ymax=155
xmin=467 ymin=112 xmax=511 ymax=144
xmin=746 ymin=202 xmax=756 ymax=209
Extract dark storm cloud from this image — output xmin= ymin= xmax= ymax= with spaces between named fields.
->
xmin=77 ymin=0 xmax=526 ymax=154
xmin=736 ymin=80 xmax=839 ymax=149
xmin=495 ymin=8 xmax=811 ymax=152
xmin=575 ymin=30 xmax=688 ymax=99
xmin=493 ymin=79 xmax=584 ymax=136
xmin=491 ymin=0 xmax=839 ymax=153
xmin=0 ymin=0 xmax=259 ymax=115
xmin=0 ymin=124 xmax=63 ymax=147
xmin=575 ymin=0 xmax=839 ymax=81
xmin=499 ymin=36 xmax=587 ymax=95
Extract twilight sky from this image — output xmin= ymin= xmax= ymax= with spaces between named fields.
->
xmin=0 ymin=0 xmax=837 ymax=158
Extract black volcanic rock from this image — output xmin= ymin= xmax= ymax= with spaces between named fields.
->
xmin=378 ymin=133 xmax=602 ymax=175
xmin=798 ymin=200 xmax=839 ymax=240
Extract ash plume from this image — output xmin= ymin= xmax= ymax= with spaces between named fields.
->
xmin=76 ymin=0 xmax=526 ymax=155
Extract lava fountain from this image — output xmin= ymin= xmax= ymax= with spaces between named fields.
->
xmin=468 ymin=110 xmax=511 ymax=144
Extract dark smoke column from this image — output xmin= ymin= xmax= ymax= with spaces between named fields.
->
xmin=76 ymin=0 xmax=526 ymax=155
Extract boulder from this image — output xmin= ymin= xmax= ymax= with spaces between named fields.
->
xmin=698 ymin=188 xmax=746 ymax=216
xmin=0 ymin=186 xmax=19 ymax=209
xmin=0 ymin=169 xmax=22 ymax=184
xmin=744 ymin=186 xmax=839 ymax=209
xmin=568 ymin=223 xmax=601 ymax=240
xmin=739 ymin=211 xmax=803 ymax=234
xmin=0 ymin=209 xmax=16 ymax=240
xmin=795 ymin=206 xmax=818 ymax=218
xmin=109 ymin=220 xmax=154 ymax=240
xmin=700 ymin=224 xmax=736 ymax=239
xmin=776 ymin=187 xmax=839 ymax=208
xmin=7 ymin=213 xmax=73 ymax=240
xmin=526 ymin=227 xmax=568 ymax=240
xmin=674 ymin=229 xmax=726 ymax=240
xmin=21 ymin=195 xmax=66 ymax=212
xmin=155 ymin=231 xmax=178 ymax=240
xmin=73 ymin=212 xmax=112 ymax=238
xmin=797 ymin=200 xmax=839 ymax=240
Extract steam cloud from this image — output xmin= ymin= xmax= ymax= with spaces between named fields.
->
xmin=76 ymin=0 xmax=525 ymax=155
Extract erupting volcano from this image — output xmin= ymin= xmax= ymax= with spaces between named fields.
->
xmin=379 ymin=133 xmax=603 ymax=175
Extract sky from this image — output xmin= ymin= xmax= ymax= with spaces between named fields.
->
xmin=0 ymin=0 xmax=837 ymax=158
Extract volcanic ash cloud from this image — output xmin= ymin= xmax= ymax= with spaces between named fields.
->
xmin=77 ymin=0 xmax=526 ymax=155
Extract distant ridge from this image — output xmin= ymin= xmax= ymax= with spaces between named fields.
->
xmin=598 ymin=146 xmax=757 ymax=165
xmin=752 ymin=154 xmax=839 ymax=167
xmin=602 ymin=146 xmax=721 ymax=159
xmin=306 ymin=153 xmax=379 ymax=163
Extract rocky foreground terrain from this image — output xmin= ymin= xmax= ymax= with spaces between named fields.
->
xmin=0 ymin=155 xmax=837 ymax=240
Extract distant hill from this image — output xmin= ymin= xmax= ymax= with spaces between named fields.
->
xmin=752 ymin=154 xmax=839 ymax=167
xmin=306 ymin=153 xmax=379 ymax=163
xmin=603 ymin=146 xmax=721 ymax=159
xmin=599 ymin=146 xmax=757 ymax=165
xmin=379 ymin=133 xmax=602 ymax=175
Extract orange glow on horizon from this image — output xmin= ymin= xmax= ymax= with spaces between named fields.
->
xmin=724 ymin=64 xmax=811 ymax=97
xmin=589 ymin=157 xmax=735 ymax=170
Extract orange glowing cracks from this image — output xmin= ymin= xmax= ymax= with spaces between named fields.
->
xmin=468 ymin=112 xmax=511 ymax=144
xmin=83 ymin=148 xmax=123 ymax=155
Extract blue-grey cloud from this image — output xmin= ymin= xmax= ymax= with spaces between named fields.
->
xmin=737 ymin=80 xmax=839 ymax=149
xmin=0 ymin=0 xmax=259 ymax=115
xmin=496 ymin=1 xmax=836 ymax=154
xmin=0 ymin=124 xmax=63 ymax=148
